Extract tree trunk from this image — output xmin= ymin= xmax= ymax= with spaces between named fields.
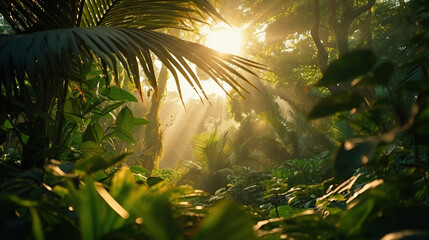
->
xmin=140 ymin=65 xmax=168 ymax=171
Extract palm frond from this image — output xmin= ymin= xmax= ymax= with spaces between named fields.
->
xmin=0 ymin=26 xmax=264 ymax=103
xmin=80 ymin=0 xmax=226 ymax=30
xmin=0 ymin=0 xmax=83 ymax=33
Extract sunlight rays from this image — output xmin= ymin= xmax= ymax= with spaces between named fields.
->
xmin=204 ymin=23 xmax=243 ymax=55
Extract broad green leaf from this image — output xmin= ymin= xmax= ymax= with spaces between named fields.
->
xmin=115 ymin=107 xmax=134 ymax=133
xmin=193 ymin=201 xmax=256 ymax=240
xmin=79 ymin=141 xmax=105 ymax=156
xmin=83 ymin=123 xmax=104 ymax=143
xmin=136 ymin=194 xmax=178 ymax=240
xmin=75 ymin=153 xmax=130 ymax=174
xmin=334 ymin=138 xmax=378 ymax=180
xmin=339 ymin=199 xmax=375 ymax=237
xmin=307 ymin=91 xmax=364 ymax=119
xmin=100 ymin=86 xmax=138 ymax=102
xmin=133 ymin=117 xmax=150 ymax=126
xmin=316 ymin=50 xmax=377 ymax=87
xmin=108 ymin=106 xmax=136 ymax=143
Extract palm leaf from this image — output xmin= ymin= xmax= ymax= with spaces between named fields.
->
xmin=0 ymin=26 xmax=264 ymax=102
xmin=0 ymin=0 xmax=226 ymax=33
xmin=80 ymin=0 xmax=226 ymax=30
xmin=0 ymin=0 xmax=83 ymax=32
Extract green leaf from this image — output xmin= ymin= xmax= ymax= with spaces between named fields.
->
xmin=316 ymin=50 xmax=377 ymax=87
xmin=133 ymin=117 xmax=150 ymax=126
xmin=30 ymin=208 xmax=45 ymax=240
xmin=334 ymin=138 xmax=378 ymax=180
xmin=339 ymin=199 xmax=375 ymax=237
xmin=79 ymin=141 xmax=105 ymax=156
xmin=100 ymin=86 xmax=138 ymax=102
xmin=193 ymin=201 xmax=256 ymax=240
xmin=115 ymin=107 xmax=134 ymax=132
xmin=137 ymin=194 xmax=179 ymax=240
xmin=83 ymin=123 xmax=104 ymax=143
xmin=130 ymin=165 xmax=150 ymax=175
xmin=75 ymin=153 xmax=130 ymax=173
xmin=269 ymin=205 xmax=306 ymax=219
xmin=308 ymin=91 xmax=364 ymax=119
xmin=147 ymin=177 xmax=164 ymax=187
xmin=100 ymin=101 xmax=126 ymax=116
xmin=108 ymin=106 xmax=136 ymax=143
xmin=130 ymin=166 xmax=149 ymax=182
xmin=91 ymin=101 xmax=125 ymax=124
xmin=64 ymin=98 xmax=84 ymax=123
xmin=0 ymin=194 xmax=37 ymax=207
xmin=105 ymin=130 xmax=135 ymax=144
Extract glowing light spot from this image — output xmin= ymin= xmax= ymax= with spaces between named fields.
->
xmin=361 ymin=155 xmax=369 ymax=164
xmin=205 ymin=24 xmax=242 ymax=55
xmin=344 ymin=141 xmax=354 ymax=150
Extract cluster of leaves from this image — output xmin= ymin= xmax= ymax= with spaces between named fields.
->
xmin=251 ymin=45 xmax=429 ymax=238
xmin=0 ymin=156 xmax=258 ymax=240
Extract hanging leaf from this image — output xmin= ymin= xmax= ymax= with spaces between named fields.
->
xmin=334 ymin=138 xmax=379 ymax=180
xmin=307 ymin=91 xmax=364 ymax=119
xmin=316 ymin=50 xmax=377 ymax=87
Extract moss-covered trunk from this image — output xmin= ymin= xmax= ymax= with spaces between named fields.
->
xmin=141 ymin=65 xmax=168 ymax=171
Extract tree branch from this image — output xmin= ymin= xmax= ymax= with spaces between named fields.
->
xmin=350 ymin=0 xmax=376 ymax=20
xmin=311 ymin=0 xmax=329 ymax=72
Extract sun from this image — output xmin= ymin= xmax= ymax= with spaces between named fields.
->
xmin=204 ymin=23 xmax=242 ymax=55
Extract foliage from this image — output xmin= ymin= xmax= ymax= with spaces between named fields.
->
xmin=0 ymin=158 xmax=260 ymax=239
xmin=2 ymin=0 xmax=429 ymax=240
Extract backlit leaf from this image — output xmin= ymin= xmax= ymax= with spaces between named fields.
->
xmin=308 ymin=91 xmax=364 ymax=119
xmin=316 ymin=50 xmax=377 ymax=87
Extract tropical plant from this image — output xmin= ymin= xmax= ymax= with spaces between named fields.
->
xmin=0 ymin=0 xmax=264 ymax=170
xmin=178 ymin=131 xmax=234 ymax=193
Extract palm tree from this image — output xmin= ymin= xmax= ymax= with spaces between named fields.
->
xmin=0 ymin=0 xmax=263 ymax=169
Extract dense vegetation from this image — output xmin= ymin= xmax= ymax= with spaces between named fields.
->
xmin=1 ymin=0 xmax=429 ymax=239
